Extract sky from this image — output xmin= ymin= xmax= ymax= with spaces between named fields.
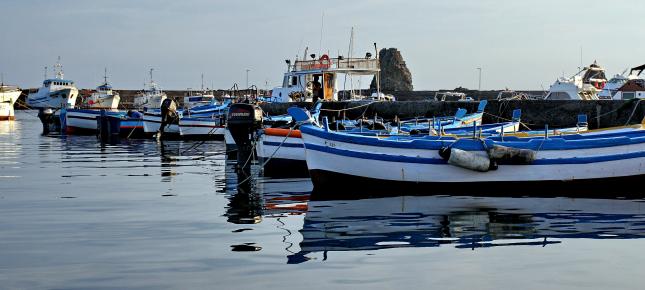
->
xmin=2 ymin=0 xmax=645 ymax=91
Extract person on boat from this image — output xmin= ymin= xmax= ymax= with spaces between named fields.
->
xmin=312 ymin=77 xmax=323 ymax=102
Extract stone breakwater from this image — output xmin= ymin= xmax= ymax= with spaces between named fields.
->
xmin=260 ymin=100 xmax=645 ymax=129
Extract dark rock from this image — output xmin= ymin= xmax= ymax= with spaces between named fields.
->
xmin=371 ymin=48 xmax=413 ymax=92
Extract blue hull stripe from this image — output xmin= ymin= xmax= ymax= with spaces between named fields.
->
xmin=305 ymin=143 xmax=645 ymax=165
xmin=263 ymin=141 xmax=305 ymax=148
xmin=301 ymin=125 xmax=645 ymax=151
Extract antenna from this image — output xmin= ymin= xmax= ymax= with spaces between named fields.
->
xmin=54 ymin=56 xmax=64 ymax=79
xmin=44 ymin=66 xmax=48 ymax=80
xmin=149 ymin=68 xmax=154 ymax=84
xmin=579 ymin=46 xmax=583 ymax=70
xmin=104 ymin=67 xmax=108 ymax=84
xmin=374 ymin=42 xmax=380 ymax=96
xmin=318 ymin=11 xmax=325 ymax=56
xmin=201 ymin=73 xmax=204 ymax=91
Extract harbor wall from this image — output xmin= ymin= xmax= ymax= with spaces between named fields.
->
xmin=260 ymin=100 xmax=645 ymax=129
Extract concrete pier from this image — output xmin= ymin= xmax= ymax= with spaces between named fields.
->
xmin=260 ymin=100 xmax=645 ymax=129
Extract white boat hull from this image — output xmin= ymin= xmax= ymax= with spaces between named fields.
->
xmin=0 ymin=90 xmax=20 ymax=120
xmin=257 ymin=132 xmax=307 ymax=176
xmin=86 ymin=94 xmax=120 ymax=109
xmin=143 ymin=113 xmax=179 ymax=136
xmin=178 ymin=118 xmax=225 ymax=139
xmin=300 ymin=125 xmax=645 ymax=195
xmin=27 ymin=88 xmax=78 ymax=109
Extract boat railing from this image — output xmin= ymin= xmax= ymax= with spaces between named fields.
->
xmin=294 ymin=57 xmax=379 ymax=72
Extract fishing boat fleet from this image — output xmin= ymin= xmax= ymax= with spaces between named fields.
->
xmin=224 ymin=99 xmax=644 ymax=197
xmin=2 ymin=51 xmax=644 ymax=198
xmin=21 ymin=60 xmax=233 ymax=140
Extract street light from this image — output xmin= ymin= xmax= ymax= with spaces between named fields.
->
xmin=245 ymin=69 xmax=251 ymax=89
xmin=476 ymin=67 xmax=482 ymax=100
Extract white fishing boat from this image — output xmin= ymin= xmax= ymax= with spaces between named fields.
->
xmin=183 ymin=74 xmax=215 ymax=109
xmin=610 ymin=64 xmax=645 ymax=100
xmin=134 ymin=69 xmax=166 ymax=109
xmin=178 ymin=117 xmax=225 ymax=140
xmin=178 ymin=100 xmax=230 ymax=140
xmin=270 ymin=48 xmax=382 ymax=102
xmin=257 ymin=127 xmax=308 ymax=176
xmin=256 ymin=103 xmax=323 ymax=176
xmin=291 ymin=107 xmax=645 ymax=195
xmin=27 ymin=58 xmax=78 ymax=109
xmin=142 ymin=107 xmax=181 ymax=138
xmin=82 ymin=70 xmax=120 ymax=109
xmin=544 ymin=61 xmax=607 ymax=100
xmin=0 ymin=82 xmax=21 ymax=121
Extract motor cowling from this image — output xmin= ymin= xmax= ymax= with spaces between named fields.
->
xmin=159 ymin=99 xmax=178 ymax=134
xmin=227 ymin=103 xmax=263 ymax=173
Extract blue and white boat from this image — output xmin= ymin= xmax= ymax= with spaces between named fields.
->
xmin=293 ymin=108 xmax=645 ymax=195
xmin=64 ymin=108 xmax=144 ymax=137
xmin=398 ymin=100 xmax=488 ymax=134
xmin=27 ymin=58 xmax=78 ymax=109
xmin=178 ymin=100 xmax=231 ymax=140
xmin=142 ymin=107 xmax=181 ymax=138
xmin=255 ymin=103 xmax=324 ymax=176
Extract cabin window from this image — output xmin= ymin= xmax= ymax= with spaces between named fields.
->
xmin=546 ymin=92 xmax=572 ymax=100
xmin=623 ymin=92 xmax=635 ymax=100
xmin=290 ymin=76 xmax=298 ymax=87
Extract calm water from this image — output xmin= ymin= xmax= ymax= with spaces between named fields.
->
xmin=2 ymin=111 xmax=645 ymax=290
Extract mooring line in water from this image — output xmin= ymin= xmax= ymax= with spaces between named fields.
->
xmin=319 ymin=100 xmax=380 ymax=113
xmin=483 ymin=112 xmax=533 ymax=130
xmin=235 ymin=124 xmax=300 ymax=186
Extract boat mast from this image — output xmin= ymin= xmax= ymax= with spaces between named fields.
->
xmin=54 ymin=56 xmax=63 ymax=79
xmin=104 ymin=67 xmax=108 ymax=84
xmin=318 ymin=12 xmax=324 ymax=57
xmin=374 ymin=42 xmax=380 ymax=97
xmin=345 ymin=27 xmax=354 ymax=99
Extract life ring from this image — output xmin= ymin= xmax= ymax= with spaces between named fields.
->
xmin=319 ymin=54 xmax=331 ymax=67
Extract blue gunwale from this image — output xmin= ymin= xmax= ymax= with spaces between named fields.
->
xmin=304 ymin=142 xmax=645 ymax=165
xmin=300 ymin=124 xmax=645 ymax=151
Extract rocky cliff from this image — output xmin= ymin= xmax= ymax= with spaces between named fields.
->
xmin=370 ymin=48 xmax=413 ymax=92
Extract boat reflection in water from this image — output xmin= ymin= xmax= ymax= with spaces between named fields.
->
xmin=287 ymin=194 xmax=645 ymax=264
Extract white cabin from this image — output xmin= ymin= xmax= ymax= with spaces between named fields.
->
xmin=545 ymin=61 xmax=607 ymax=101
xmin=27 ymin=59 xmax=78 ymax=109
xmin=134 ymin=69 xmax=167 ymax=109
xmin=270 ymin=54 xmax=381 ymax=102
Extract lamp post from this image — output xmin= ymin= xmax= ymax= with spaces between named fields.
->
xmin=245 ymin=69 xmax=251 ymax=89
xmin=476 ymin=67 xmax=482 ymax=100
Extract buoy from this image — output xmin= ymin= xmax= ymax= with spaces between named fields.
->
xmin=447 ymin=148 xmax=492 ymax=172
xmin=487 ymin=145 xmax=536 ymax=165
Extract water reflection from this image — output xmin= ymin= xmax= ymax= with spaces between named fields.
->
xmin=225 ymin=169 xmax=264 ymax=224
xmin=0 ymin=120 xmax=21 ymax=180
xmin=286 ymin=195 xmax=645 ymax=263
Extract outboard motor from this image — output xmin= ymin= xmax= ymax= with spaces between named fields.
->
xmin=227 ymin=103 xmax=263 ymax=173
xmin=159 ymin=99 xmax=178 ymax=136
xmin=37 ymin=108 xmax=55 ymax=135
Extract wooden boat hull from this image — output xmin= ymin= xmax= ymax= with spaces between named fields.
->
xmin=178 ymin=117 xmax=225 ymax=140
xmin=257 ymin=128 xmax=307 ymax=177
xmin=300 ymin=125 xmax=645 ymax=197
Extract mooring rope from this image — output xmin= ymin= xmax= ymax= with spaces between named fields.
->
xmin=235 ymin=122 xmax=303 ymax=186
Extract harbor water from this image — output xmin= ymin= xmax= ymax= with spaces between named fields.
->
xmin=2 ymin=111 xmax=645 ymax=289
